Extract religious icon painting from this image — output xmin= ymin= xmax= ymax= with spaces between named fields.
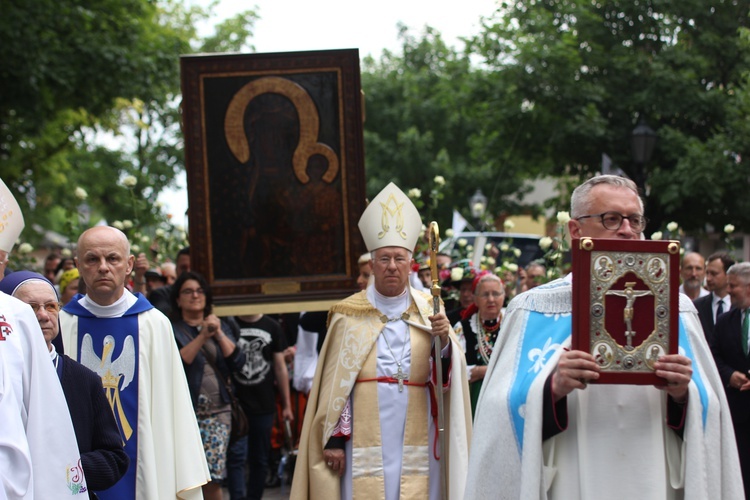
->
xmin=572 ymin=238 xmax=680 ymax=385
xmin=180 ymin=49 xmax=367 ymax=314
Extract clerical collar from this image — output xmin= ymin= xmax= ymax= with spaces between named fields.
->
xmin=368 ymin=285 xmax=411 ymax=321
xmin=80 ymin=290 xmax=137 ymax=318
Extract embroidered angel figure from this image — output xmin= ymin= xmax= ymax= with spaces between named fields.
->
xmin=81 ymin=334 xmax=136 ymax=440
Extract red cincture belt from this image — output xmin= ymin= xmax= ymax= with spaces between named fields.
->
xmin=356 ymin=377 xmax=442 ymax=460
xmin=357 ymin=376 xmax=427 ymax=387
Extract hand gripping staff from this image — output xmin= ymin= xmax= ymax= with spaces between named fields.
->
xmin=429 ymin=221 xmax=448 ymax=500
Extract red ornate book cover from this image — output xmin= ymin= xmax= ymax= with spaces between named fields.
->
xmin=571 ymin=238 xmax=680 ymax=385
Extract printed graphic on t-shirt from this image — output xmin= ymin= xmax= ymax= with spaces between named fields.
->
xmin=235 ymin=328 xmax=272 ymax=386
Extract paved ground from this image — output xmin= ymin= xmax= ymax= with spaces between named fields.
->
xmin=221 ymin=484 xmax=290 ymax=499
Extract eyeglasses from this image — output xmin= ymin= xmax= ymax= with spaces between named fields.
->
xmin=575 ymin=211 xmax=648 ymax=232
xmin=477 ymin=291 xmax=504 ymax=299
xmin=27 ymin=302 xmax=62 ymax=314
xmin=180 ymin=288 xmax=205 ymax=296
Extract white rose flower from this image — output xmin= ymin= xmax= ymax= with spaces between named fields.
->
xmin=141 ymin=235 xmax=150 ymax=244
xmin=122 ymin=175 xmax=137 ymax=188
xmin=74 ymin=187 xmax=88 ymax=200
xmin=61 ymin=248 xmax=72 ymax=257
xmin=504 ymin=220 xmax=515 ymax=230
xmin=486 ymin=257 xmax=496 ymax=266
xmin=507 ymin=263 xmax=518 ymax=273
xmin=480 ymin=256 xmax=487 ymax=263
xmin=155 ymin=228 xmax=165 ymax=237
xmin=433 ymin=175 xmax=445 ymax=186
xmin=539 ymin=236 xmax=553 ymax=251
xmin=154 ymin=201 xmax=164 ymax=209
xmin=457 ymin=238 xmax=468 ymax=247
xmin=500 ymin=243 xmax=509 ymax=252
xmin=18 ymin=242 xmax=33 ymax=254
xmin=724 ymin=224 xmax=735 ymax=234
xmin=485 ymin=243 xmax=493 ymax=251
xmin=179 ymin=231 xmax=187 ymax=242
xmin=472 ymin=202 xmax=484 ymax=215
xmin=651 ymin=231 xmax=663 ymax=240
xmin=667 ymin=221 xmax=679 ymax=232
xmin=113 ymin=220 xmax=124 ymax=230
xmin=513 ymin=248 xmax=522 ymax=257
xmin=122 ymin=220 xmax=133 ymax=229
xmin=408 ymin=188 xmax=421 ymax=199
xmin=556 ymin=211 xmax=571 ymax=224
xmin=451 ymin=267 xmax=464 ymax=282
xmin=445 ymin=228 xmax=454 ymax=237
xmin=547 ymin=269 xmax=555 ymax=278
xmin=131 ymin=244 xmax=140 ymax=253
xmin=466 ymin=245 xmax=474 ymax=252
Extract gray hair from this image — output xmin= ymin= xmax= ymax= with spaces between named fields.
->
xmin=570 ymin=175 xmax=643 ymax=218
xmin=727 ymin=262 xmax=750 ymax=283
xmin=474 ymin=272 xmax=503 ymax=294
xmin=371 ymin=248 xmax=412 ymax=260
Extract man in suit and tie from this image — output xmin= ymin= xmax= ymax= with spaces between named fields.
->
xmin=694 ymin=252 xmax=735 ymax=342
xmin=711 ymin=261 xmax=750 ymax=498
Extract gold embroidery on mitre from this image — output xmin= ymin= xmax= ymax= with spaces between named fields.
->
xmin=378 ymin=193 xmax=407 ymax=240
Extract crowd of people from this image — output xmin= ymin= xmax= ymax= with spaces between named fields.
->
xmin=2 ymin=173 xmax=749 ymax=499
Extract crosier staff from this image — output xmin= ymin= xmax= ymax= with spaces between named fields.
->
xmin=429 ymin=221 xmax=448 ymax=500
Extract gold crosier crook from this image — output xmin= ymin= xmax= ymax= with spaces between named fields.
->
xmin=429 ymin=221 xmax=448 ymax=500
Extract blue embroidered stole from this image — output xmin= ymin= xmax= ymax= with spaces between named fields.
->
xmin=64 ymin=293 xmax=152 ymax=499
xmin=507 ymin=311 xmax=711 ymax=455
xmin=509 ymin=311 xmax=570 ymax=452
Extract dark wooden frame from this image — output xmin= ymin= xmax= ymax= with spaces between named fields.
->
xmin=572 ymin=237 xmax=680 ymax=385
xmin=180 ymin=49 xmax=366 ymax=310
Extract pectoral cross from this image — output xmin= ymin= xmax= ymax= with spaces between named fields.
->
xmin=394 ymin=365 xmax=408 ymax=392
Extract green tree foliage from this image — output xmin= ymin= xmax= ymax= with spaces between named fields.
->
xmin=362 ymin=25 xmax=514 ymax=230
xmin=1 ymin=0 xmax=258 ymax=245
xmin=470 ymin=0 xmax=750 ymax=232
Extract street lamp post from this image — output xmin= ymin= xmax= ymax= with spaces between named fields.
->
xmin=470 ymin=189 xmax=488 ymax=231
xmin=631 ymin=117 xmax=657 ymax=194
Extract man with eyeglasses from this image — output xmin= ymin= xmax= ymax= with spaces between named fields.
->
xmin=0 ymin=270 xmax=129 ymax=496
xmin=60 ymin=226 xmax=210 ymax=499
xmin=293 ymin=183 xmax=471 ymax=500
xmin=0 ymin=178 xmax=88 ymax=497
xmin=466 ymin=175 xmax=742 ymax=499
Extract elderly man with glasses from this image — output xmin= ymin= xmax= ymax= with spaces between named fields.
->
xmin=466 ymin=175 xmax=742 ymax=499
xmin=0 ymin=271 xmax=129 ymax=497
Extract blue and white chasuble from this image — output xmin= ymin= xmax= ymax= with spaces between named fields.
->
xmin=465 ymin=278 xmax=743 ymax=500
xmin=63 ymin=293 xmax=149 ymax=499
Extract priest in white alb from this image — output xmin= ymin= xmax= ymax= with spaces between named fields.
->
xmin=292 ymin=182 xmax=471 ymax=499
xmin=465 ymin=175 xmax=742 ymax=500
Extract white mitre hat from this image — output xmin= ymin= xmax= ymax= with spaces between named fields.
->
xmin=358 ymin=182 xmax=421 ymax=253
xmin=0 ymin=178 xmax=24 ymax=253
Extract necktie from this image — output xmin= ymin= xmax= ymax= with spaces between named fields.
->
xmin=743 ymin=310 xmax=749 ymax=356
xmin=716 ymin=299 xmax=724 ymax=322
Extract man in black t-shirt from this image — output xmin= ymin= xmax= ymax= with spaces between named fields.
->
xmin=225 ymin=314 xmax=294 ymax=500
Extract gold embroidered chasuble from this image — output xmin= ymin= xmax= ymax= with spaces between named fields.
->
xmin=291 ymin=287 xmax=472 ymax=499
